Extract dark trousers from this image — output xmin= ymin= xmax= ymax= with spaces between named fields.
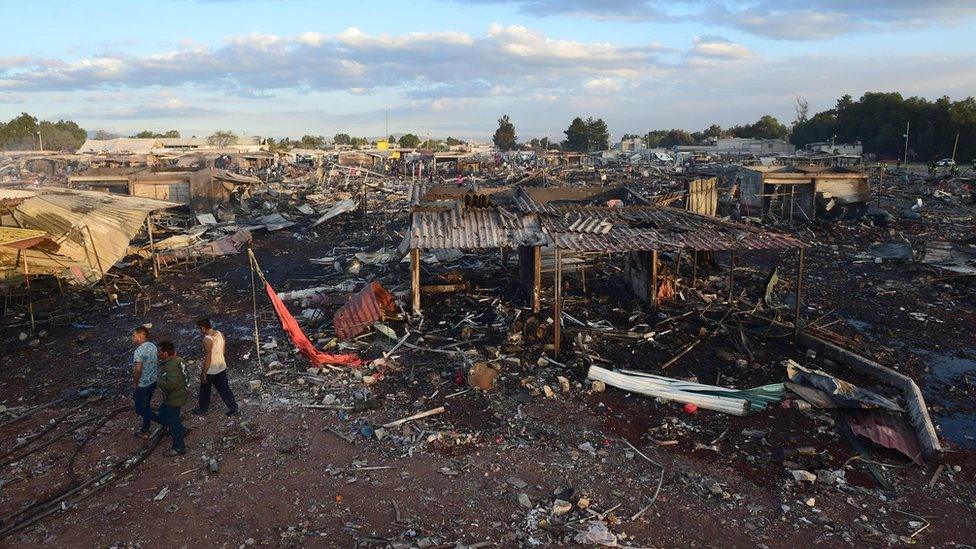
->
xmin=152 ymin=404 xmax=186 ymax=451
xmin=198 ymin=370 xmax=238 ymax=413
xmin=133 ymin=383 xmax=156 ymax=431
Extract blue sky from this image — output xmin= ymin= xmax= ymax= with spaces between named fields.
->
xmin=1 ymin=0 xmax=974 ymax=141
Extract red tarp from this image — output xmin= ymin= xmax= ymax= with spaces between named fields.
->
xmin=264 ymin=282 xmax=363 ymax=367
xmin=333 ymin=281 xmax=397 ymax=340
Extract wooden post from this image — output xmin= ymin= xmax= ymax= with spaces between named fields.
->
xmin=553 ymin=247 xmax=562 ymax=357
xmin=248 ymin=248 xmax=263 ymax=368
xmin=410 ymin=248 xmax=421 ymax=314
xmin=651 ymin=249 xmax=659 ymax=308
xmin=691 ymin=249 xmax=698 ymax=286
xmin=727 ymin=251 xmax=735 ymax=305
xmin=789 ymin=186 xmax=796 ymax=221
xmin=22 ymin=253 xmax=35 ymax=331
xmin=793 ymin=247 xmax=805 ymax=339
xmin=532 ymin=245 xmax=541 ymax=313
xmin=146 ymin=216 xmax=158 ymax=279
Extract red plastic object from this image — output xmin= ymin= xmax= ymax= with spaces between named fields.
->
xmin=683 ymin=403 xmax=698 ymax=414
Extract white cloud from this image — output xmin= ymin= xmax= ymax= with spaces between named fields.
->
xmin=689 ymin=35 xmax=755 ymax=60
xmin=472 ymin=0 xmax=976 ymax=41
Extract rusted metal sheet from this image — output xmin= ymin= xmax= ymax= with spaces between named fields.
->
xmin=846 ymin=409 xmax=925 ymax=465
xmin=333 ymin=281 xmax=398 ymax=340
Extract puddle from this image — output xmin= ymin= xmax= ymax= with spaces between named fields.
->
xmin=914 ymin=347 xmax=976 ymax=448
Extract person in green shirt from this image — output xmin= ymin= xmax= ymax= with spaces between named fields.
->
xmin=152 ymin=340 xmax=188 ymax=456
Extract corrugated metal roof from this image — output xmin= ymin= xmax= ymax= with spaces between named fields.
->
xmin=407 ymin=184 xmax=802 ymax=253
xmin=541 ymin=205 xmax=803 ymax=252
xmin=0 ymin=227 xmax=51 ymax=249
xmin=0 ymin=188 xmax=179 ymax=284
xmin=408 ymin=203 xmax=549 ymax=250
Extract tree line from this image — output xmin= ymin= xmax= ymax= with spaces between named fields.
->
xmin=0 ymin=112 xmax=87 ymax=151
xmin=792 ymin=92 xmax=976 ymax=162
xmin=492 ymin=114 xmax=610 ymax=152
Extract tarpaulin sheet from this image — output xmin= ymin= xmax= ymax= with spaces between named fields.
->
xmin=333 ymin=281 xmax=397 ymax=340
xmin=264 ymin=282 xmax=362 ymax=367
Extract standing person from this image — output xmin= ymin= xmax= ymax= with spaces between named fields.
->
xmin=131 ymin=326 xmax=158 ymax=439
xmin=192 ymin=317 xmax=239 ymax=416
xmin=153 ymin=341 xmax=188 ymax=456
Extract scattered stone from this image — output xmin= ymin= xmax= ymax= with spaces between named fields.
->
xmin=552 ymin=499 xmax=572 ymax=515
xmin=518 ymin=493 xmax=532 ymax=509
xmin=816 ymin=469 xmax=843 ymax=485
xmin=542 ymin=385 xmax=554 ymax=398
xmin=507 ymin=477 xmax=528 ymax=489
xmin=791 ymin=470 xmax=817 ymax=483
xmin=208 ymin=458 xmax=219 ymax=473
xmin=805 ymin=497 xmax=816 ymax=507
xmin=248 ymin=380 xmax=262 ymax=392
xmin=704 ymin=478 xmax=723 ymax=496
xmin=590 ymin=380 xmax=606 ymax=393
xmin=18 ymin=332 xmax=28 ymax=341
xmin=577 ymin=497 xmax=591 ymax=509
xmin=556 ymin=375 xmax=571 ymax=393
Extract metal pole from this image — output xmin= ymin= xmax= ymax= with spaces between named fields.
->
xmin=903 ymin=120 xmax=910 ymax=166
xmin=952 ymin=132 xmax=960 ymax=163
xmin=793 ymin=247 xmax=805 ymax=339
xmin=22 ymin=253 xmax=35 ymax=331
xmin=553 ymin=247 xmax=562 ymax=357
xmin=146 ymin=216 xmax=158 ymax=279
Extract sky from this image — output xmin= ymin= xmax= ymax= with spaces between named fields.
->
xmin=1 ymin=0 xmax=974 ymax=141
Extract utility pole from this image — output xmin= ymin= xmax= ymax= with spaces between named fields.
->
xmin=36 ymin=131 xmax=43 ymax=151
xmin=902 ymin=121 xmax=910 ymax=166
xmin=951 ymin=131 xmax=960 ymax=162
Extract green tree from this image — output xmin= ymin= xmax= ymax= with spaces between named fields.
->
xmin=732 ymin=115 xmax=789 ymax=140
xmin=333 ymin=133 xmax=351 ymax=146
xmin=585 ymin=117 xmax=610 ymax=151
xmin=563 ymin=117 xmax=589 ymax=152
xmin=207 ymin=130 xmax=239 ymax=148
xmin=297 ymin=134 xmax=326 ymax=149
xmin=660 ymin=129 xmax=694 ymax=147
xmin=38 ymin=120 xmax=87 ymax=151
xmin=445 ymin=136 xmax=464 ymax=146
xmin=349 ymin=137 xmax=369 ymax=148
xmin=0 ymin=112 xmax=40 ymax=150
xmin=493 ymin=114 xmax=518 ymax=151
xmin=398 ymin=133 xmax=421 ymax=148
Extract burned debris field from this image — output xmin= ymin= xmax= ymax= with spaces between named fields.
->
xmin=0 ymin=143 xmax=974 ymax=549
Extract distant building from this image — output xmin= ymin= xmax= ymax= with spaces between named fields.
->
xmin=803 ymin=141 xmax=863 ymax=156
xmin=675 ymin=137 xmax=795 ymax=157
xmin=69 ymin=166 xmax=258 ymax=213
xmin=615 ymin=137 xmax=646 ymax=153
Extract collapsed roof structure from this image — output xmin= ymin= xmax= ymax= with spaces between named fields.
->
xmin=402 ymin=183 xmax=806 ymax=354
xmin=0 ymin=188 xmax=178 ymax=284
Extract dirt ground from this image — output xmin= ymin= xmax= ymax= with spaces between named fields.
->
xmin=1 ymin=174 xmax=975 ymax=548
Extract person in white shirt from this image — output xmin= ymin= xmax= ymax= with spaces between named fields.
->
xmin=191 ymin=317 xmax=239 ymax=417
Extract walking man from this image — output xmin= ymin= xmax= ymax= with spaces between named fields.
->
xmin=153 ymin=341 xmax=188 ymax=456
xmin=193 ymin=317 xmax=239 ymax=416
xmin=131 ymin=325 xmax=158 ymax=438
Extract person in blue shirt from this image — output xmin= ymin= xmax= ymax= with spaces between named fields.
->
xmin=131 ymin=325 xmax=159 ymax=439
